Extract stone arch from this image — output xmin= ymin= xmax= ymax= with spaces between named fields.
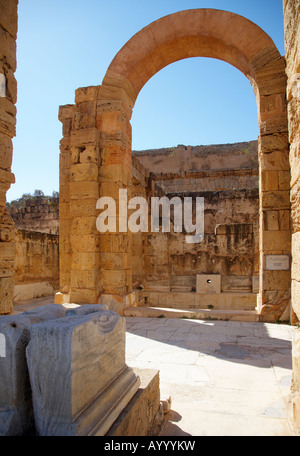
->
xmin=57 ymin=9 xmax=291 ymax=322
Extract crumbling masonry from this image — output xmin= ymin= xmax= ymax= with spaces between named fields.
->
xmin=1 ymin=0 xmax=300 ymax=430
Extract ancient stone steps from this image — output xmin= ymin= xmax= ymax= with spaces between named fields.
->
xmin=137 ymin=291 xmax=257 ymax=311
xmin=124 ymin=306 xmax=260 ymax=322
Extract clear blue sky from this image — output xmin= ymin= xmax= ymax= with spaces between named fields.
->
xmin=7 ymin=0 xmax=285 ymax=202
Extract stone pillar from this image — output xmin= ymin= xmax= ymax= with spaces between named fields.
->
xmin=57 ymin=82 xmax=135 ymax=312
xmin=96 ymin=82 xmax=133 ymax=311
xmin=0 ymin=0 xmax=18 ymax=314
xmin=283 ymin=0 xmax=300 ymax=428
xmin=253 ymin=52 xmax=291 ymax=322
xmin=57 ymin=87 xmax=102 ymax=304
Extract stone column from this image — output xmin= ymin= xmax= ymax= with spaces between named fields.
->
xmin=57 ymin=82 xmax=135 ymax=312
xmin=96 ymin=81 xmax=135 ymax=313
xmin=0 ymin=0 xmax=18 ymax=314
xmin=253 ymin=52 xmax=291 ymax=322
xmin=283 ymin=0 xmax=300 ymax=428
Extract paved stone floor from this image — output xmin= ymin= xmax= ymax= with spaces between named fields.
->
xmin=125 ymin=316 xmax=299 ymax=437
xmin=12 ymin=297 xmax=300 ymax=436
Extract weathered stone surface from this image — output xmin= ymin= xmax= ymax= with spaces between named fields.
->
xmin=0 ymin=305 xmax=66 ymax=436
xmin=0 ymin=276 xmax=14 ymax=314
xmin=284 ymin=0 xmax=300 ymax=328
xmin=64 ymin=303 xmax=108 ymax=316
xmin=13 ymin=230 xmax=59 ymax=291
xmin=13 ymin=282 xmax=55 ymax=302
xmin=8 ymin=199 xmax=59 ymax=234
xmin=26 ymin=310 xmax=140 ymax=436
xmin=99 ymin=293 xmax=136 ymax=316
xmin=107 ymin=368 xmax=163 ymax=436
xmin=196 ymin=275 xmax=221 ymax=294
xmin=0 ymin=315 xmax=31 ymax=436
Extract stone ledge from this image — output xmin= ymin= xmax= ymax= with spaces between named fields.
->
xmin=124 ymin=307 xmax=260 ymax=322
xmin=106 ymin=368 xmax=163 ymax=436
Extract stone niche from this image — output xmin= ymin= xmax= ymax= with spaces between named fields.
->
xmin=0 ymin=304 xmax=144 ymax=436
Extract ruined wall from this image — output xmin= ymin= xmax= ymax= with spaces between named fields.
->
xmin=8 ymin=197 xmax=59 ymax=234
xmin=283 ymin=0 xmax=300 ymax=427
xmin=138 ymin=190 xmax=259 ymax=294
xmin=14 ymin=229 xmax=59 ymax=289
xmin=131 ymin=143 xmax=259 ymax=295
xmin=0 ymin=0 xmax=18 ymax=314
xmin=134 ymin=141 xmax=258 ymax=176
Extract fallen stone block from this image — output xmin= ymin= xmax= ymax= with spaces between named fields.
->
xmin=0 ymin=304 xmax=67 ymax=436
xmin=64 ymin=303 xmax=108 ymax=317
xmin=26 ymin=310 xmax=140 ymax=436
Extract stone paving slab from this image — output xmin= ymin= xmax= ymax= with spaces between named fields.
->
xmin=9 ymin=299 xmax=300 ymax=436
xmin=125 ymin=317 xmax=299 ymax=436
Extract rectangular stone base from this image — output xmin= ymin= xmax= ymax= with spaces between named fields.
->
xmin=56 ymin=365 xmax=140 ymax=436
xmin=26 ymin=310 xmax=141 ymax=436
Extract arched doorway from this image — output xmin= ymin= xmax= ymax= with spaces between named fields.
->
xmin=56 ymin=9 xmax=291 ymax=322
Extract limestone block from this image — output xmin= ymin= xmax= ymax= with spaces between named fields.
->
xmin=221 ymin=276 xmax=252 ymax=293
xmin=70 ymin=163 xmax=98 ymax=182
xmin=264 ymin=211 xmax=279 ymax=231
xmin=26 ymin=311 xmax=140 ymax=436
xmin=252 ymin=276 xmax=259 ymax=293
xmin=0 ymin=305 xmax=66 ymax=436
xmin=196 ymin=275 xmax=221 ymax=294
xmin=292 ymin=329 xmax=300 ymax=392
xmin=0 ymin=0 xmax=18 ymax=39
xmin=58 ymin=107 xmax=74 ymax=133
xmin=0 ymin=276 xmax=14 ymax=314
xmin=69 ymin=288 xmax=100 ymax=305
xmin=71 ymin=216 xmax=98 ymax=236
xmin=292 ymin=280 xmax=300 ymax=321
xmin=0 ymin=315 xmax=32 ymax=435
xmin=70 ymin=270 xmax=99 ymax=289
xmin=261 ymin=190 xmax=290 ymax=209
xmin=71 ymin=252 xmax=100 ymax=271
xmin=262 ymin=230 xmax=291 ymax=252
xmin=13 ymin=282 xmax=54 ymax=302
xmin=0 ymin=131 xmax=13 ymax=171
xmin=75 ymin=86 xmax=98 ymax=104
xmin=69 ymin=198 xmax=98 ymax=218
xmin=263 ymin=270 xmax=291 ymax=291
xmin=54 ymin=292 xmax=70 ymax=304
xmin=69 ymin=127 xmax=100 ymax=148
xmin=72 ymin=111 xmax=96 ymax=130
xmin=99 ymin=163 xmax=131 ymax=186
xmin=259 ymin=149 xmax=290 ymax=171
xmin=0 ymin=26 xmax=17 ymax=72
xmin=69 ymin=181 xmax=99 ymax=200
xmin=107 ymin=368 xmax=162 ymax=436
xmin=70 ymin=234 xmax=99 ymax=253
